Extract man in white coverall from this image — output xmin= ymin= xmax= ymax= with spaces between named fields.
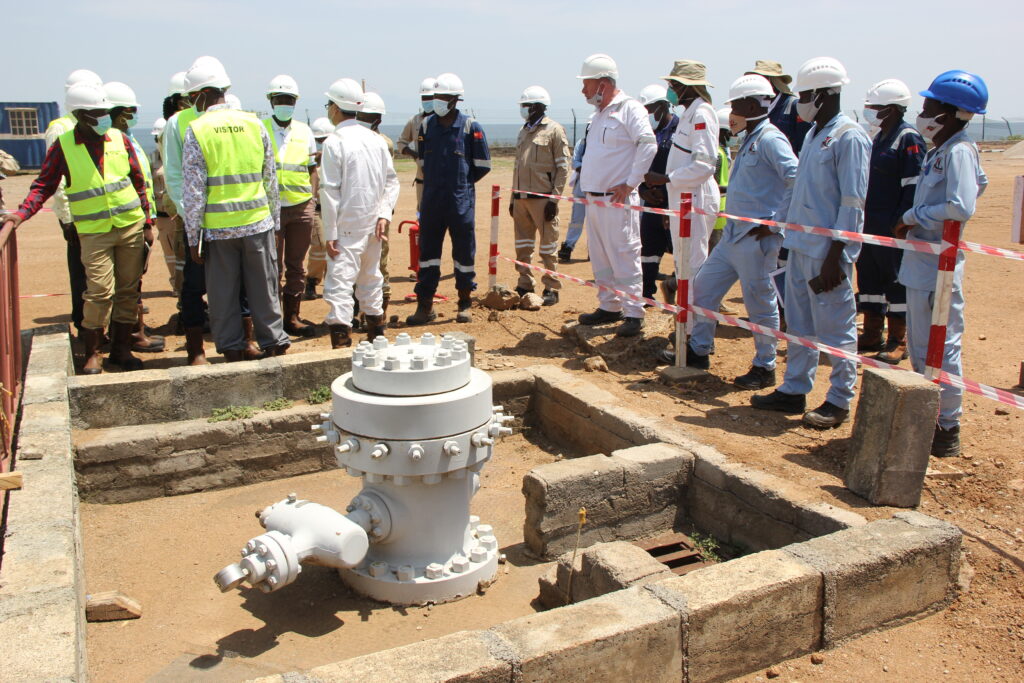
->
xmin=576 ymin=53 xmax=658 ymax=338
xmin=319 ymin=78 xmax=400 ymax=348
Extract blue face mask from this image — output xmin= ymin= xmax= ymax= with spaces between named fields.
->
xmin=273 ymin=104 xmax=295 ymax=122
xmin=422 ymin=100 xmax=434 ymax=114
xmin=356 ymin=120 xmax=373 ymax=130
xmin=123 ymin=113 xmax=137 ymax=129
xmin=91 ymin=114 xmax=112 ymax=136
xmin=666 ymin=88 xmax=680 ymax=106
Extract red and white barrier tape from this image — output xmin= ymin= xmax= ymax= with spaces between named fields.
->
xmin=497 ymin=254 xmax=1024 ymax=411
xmin=509 ymin=188 xmax=1024 ymax=263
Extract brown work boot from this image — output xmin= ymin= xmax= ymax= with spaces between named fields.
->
xmin=185 ymin=326 xmax=208 ymax=366
xmin=329 ymin=324 xmax=352 ymax=349
xmin=364 ymin=315 xmax=385 ymax=342
xmin=857 ymin=310 xmax=885 ymax=352
xmin=241 ymin=316 xmax=263 ymax=360
xmin=456 ymin=289 xmax=473 ymax=323
xmin=266 ymin=342 xmax=290 ymax=356
xmin=132 ymin=303 xmax=165 ymax=352
xmin=283 ymin=293 xmax=316 ymax=338
xmin=875 ymin=315 xmax=908 ymax=364
xmin=222 ymin=349 xmax=245 ymax=363
xmin=406 ymin=296 xmax=436 ymax=326
xmin=80 ymin=327 xmax=103 ymax=375
xmin=106 ymin=321 xmax=144 ymax=371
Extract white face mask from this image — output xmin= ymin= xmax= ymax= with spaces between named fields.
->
xmin=916 ymin=113 xmax=945 ymax=141
xmin=432 ymin=98 xmax=453 ymax=117
xmin=795 ymin=96 xmax=820 ymax=123
xmin=648 ymin=113 xmax=659 ymax=130
xmin=520 ymin=105 xmax=531 ymax=121
xmin=862 ymin=108 xmax=884 ymax=137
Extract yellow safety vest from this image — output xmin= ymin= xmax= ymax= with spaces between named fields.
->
xmin=190 ymin=109 xmax=271 ymax=230
xmin=263 ymin=118 xmax=313 ymax=205
xmin=176 ymin=107 xmax=199 ymax=142
xmin=129 ymin=134 xmax=156 ymax=218
xmin=46 ymin=114 xmax=76 ymax=137
xmin=714 ymin=146 xmax=730 ymax=231
xmin=59 ymin=129 xmax=145 ymax=234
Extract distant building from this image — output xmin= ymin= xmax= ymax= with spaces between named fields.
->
xmin=0 ymin=102 xmax=60 ymax=170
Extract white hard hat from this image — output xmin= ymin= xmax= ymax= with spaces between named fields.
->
xmin=726 ymin=74 xmax=775 ymax=103
xmin=267 ymin=74 xmax=299 ymax=98
xmin=168 ymin=71 xmax=188 ymax=96
xmin=103 ymin=82 xmax=139 ymax=108
xmin=225 ymin=94 xmax=242 ymax=110
xmin=577 ymin=53 xmax=618 ymax=81
xmin=638 ymin=84 xmax=669 ymax=106
xmin=433 ymin=73 xmax=464 ymax=96
xmin=360 ymin=92 xmax=386 ymax=115
xmin=65 ymin=69 xmax=102 ymax=92
xmin=794 ymin=56 xmax=850 ymax=93
xmin=151 ymin=117 xmax=167 ymax=136
xmin=185 ymin=57 xmax=231 ymax=93
xmin=419 ymin=77 xmax=437 ymax=96
xmin=325 ymin=77 xmax=363 ymax=111
xmin=519 ymin=86 xmax=551 ymax=106
xmin=311 ymin=116 xmax=334 ymax=138
xmin=716 ymin=106 xmax=731 ymax=129
xmin=865 ymin=78 xmax=912 ymax=108
xmin=65 ymin=83 xmax=111 ymax=112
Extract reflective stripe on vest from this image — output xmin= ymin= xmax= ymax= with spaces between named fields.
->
xmin=263 ymin=118 xmax=313 ymax=204
xmin=190 ymin=109 xmax=271 ymax=229
xmin=59 ymin=129 xmax=145 ymax=234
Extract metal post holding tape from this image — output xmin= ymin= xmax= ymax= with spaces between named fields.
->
xmin=924 ymin=220 xmax=962 ymax=381
xmin=489 ymin=185 xmax=500 ymax=290
xmin=674 ymin=193 xmax=693 ymax=369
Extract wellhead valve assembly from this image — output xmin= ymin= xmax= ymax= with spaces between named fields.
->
xmin=214 ymin=333 xmax=514 ymax=605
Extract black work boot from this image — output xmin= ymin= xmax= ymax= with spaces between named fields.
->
xmin=406 ymin=296 xmax=437 ymax=326
xmin=578 ymin=308 xmax=623 ymax=326
xmin=303 ymin=277 xmax=320 ymax=301
xmin=657 ymin=344 xmax=710 ymax=368
xmin=802 ymin=401 xmax=849 ymax=429
xmin=733 ymin=366 xmax=776 ymax=390
xmin=557 ymin=243 xmax=572 ymax=263
xmin=931 ymin=425 xmax=961 ymax=458
xmin=542 ymin=289 xmax=559 ymax=306
xmin=751 ymin=390 xmax=806 ymax=414
xmin=616 ymin=317 xmax=643 ymax=338
xmin=514 ymin=286 xmax=533 ymax=298
xmin=456 ymin=289 xmax=473 ymax=323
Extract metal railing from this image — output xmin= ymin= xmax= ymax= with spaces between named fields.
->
xmin=0 ymin=220 xmax=21 ymax=472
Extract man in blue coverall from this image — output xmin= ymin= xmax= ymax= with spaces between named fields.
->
xmin=894 ymin=70 xmax=989 ymax=458
xmin=856 ymin=79 xmax=926 ymax=364
xmin=636 ymin=84 xmax=679 ymax=301
xmin=685 ymin=74 xmax=798 ymax=388
xmin=407 ymin=72 xmax=491 ymax=325
xmin=751 ymin=57 xmax=870 ymax=430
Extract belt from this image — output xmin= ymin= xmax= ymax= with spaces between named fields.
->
xmin=512 ymin=192 xmax=547 ymax=200
xmin=587 ymin=191 xmax=612 ymax=197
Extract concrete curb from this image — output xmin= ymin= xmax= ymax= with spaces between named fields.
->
xmin=0 ymin=330 xmax=86 ymax=681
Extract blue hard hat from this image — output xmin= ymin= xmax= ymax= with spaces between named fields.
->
xmin=919 ymin=70 xmax=988 ymax=114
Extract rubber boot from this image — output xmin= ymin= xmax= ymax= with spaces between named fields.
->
xmin=406 ymin=295 xmax=436 ymax=326
xmin=241 ymin=316 xmax=263 ymax=360
xmin=132 ymin=303 xmax=165 ymax=352
xmin=185 ymin=326 xmax=208 ymax=366
xmin=80 ymin=327 xmax=103 ymax=375
xmin=857 ymin=310 xmax=885 ymax=352
xmin=456 ymin=289 xmax=473 ymax=323
xmin=283 ymin=293 xmax=316 ymax=338
xmin=875 ymin=315 xmax=908 ymax=364
xmin=222 ymin=349 xmax=245 ymax=362
xmin=330 ymin=324 xmax=352 ymax=349
xmin=303 ymin=277 xmax=320 ymax=301
xmin=364 ymin=315 xmax=385 ymax=342
xmin=106 ymin=320 xmax=144 ymax=371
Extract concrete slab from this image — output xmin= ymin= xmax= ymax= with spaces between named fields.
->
xmin=658 ymin=364 xmax=710 ymax=384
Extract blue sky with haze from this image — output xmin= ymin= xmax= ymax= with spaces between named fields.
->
xmin=4 ymin=0 xmax=1018 ymax=128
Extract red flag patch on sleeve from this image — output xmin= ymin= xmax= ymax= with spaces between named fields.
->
xmin=695 ymin=122 xmax=706 ymax=130
xmin=907 ymin=144 xmax=920 ymax=154
xmin=473 ymin=131 xmax=483 ymax=139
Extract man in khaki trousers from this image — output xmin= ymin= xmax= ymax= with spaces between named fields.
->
xmin=509 ymin=86 xmax=570 ymax=306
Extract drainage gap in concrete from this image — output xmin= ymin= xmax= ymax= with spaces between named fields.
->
xmin=634 ymin=532 xmax=715 ymax=576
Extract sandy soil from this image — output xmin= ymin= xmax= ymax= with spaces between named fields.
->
xmin=8 ymin=150 xmax=1024 ymax=681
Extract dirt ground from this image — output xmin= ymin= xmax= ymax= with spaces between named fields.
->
xmin=8 ymin=149 xmax=1024 ymax=681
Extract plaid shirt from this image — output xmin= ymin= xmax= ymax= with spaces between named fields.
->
xmin=15 ymin=126 xmax=152 ymax=224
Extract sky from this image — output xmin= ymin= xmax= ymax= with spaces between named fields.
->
xmin=3 ymin=0 xmax=1021 ymax=132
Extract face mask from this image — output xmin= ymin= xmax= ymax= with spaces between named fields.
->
xmin=123 ymin=113 xmax=137 ymax=129
xmin=585 ymin=92 xmax=602 ymax=107
xmin=862 ymin=108 xmax=884 ymax=136
xmin=356 ymin=120 xmax=373 ymax=129
xmin=795 ymin=94 xmax=821 ymax=123
xmin=273 ymin=104 xmax=295 ymax=121
xmin=728 ymin=132 xmax=743 ymax=148
xmin=520 ymin=105 xmax=531 ymax=121
xmin=422 ymin=100 xmax=434 ymax=114
xmin=666 ymin=88 xmax=679 ymax=107
xmin=432 ymin=98 xmax=452 ymax=117
xmin=90 ymin=114 xmax=112 ymax=136
xmin=648 ymin=113 xmax=659 ymax=130
xmin=916 ymin=113 xmax=945 ymax=141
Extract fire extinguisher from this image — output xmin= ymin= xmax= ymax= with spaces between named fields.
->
xmin=397 ymin=220 xmax=420 ymax=274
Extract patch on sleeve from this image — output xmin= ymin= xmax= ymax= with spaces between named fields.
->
xmin=695 ymin=122 xmax=706 ymax=130
xmin=906 ymin=144 xmax=920 ymax=154
xmin=473 ymin=130 xmax=483 ymax=140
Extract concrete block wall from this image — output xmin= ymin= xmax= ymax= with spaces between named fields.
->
xmin=0 ymin=330 xmax=87 ymax=681
xmin=252 ymin=514 xmax=961 ymax=683
xmin=523 ymin=443 xmax=693 ymax=558
xmin=74 ymin=404 xmax=336 ymax=503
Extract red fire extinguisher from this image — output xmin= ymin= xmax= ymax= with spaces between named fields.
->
xmin=397 ymin=220 xmax=420 ymax=274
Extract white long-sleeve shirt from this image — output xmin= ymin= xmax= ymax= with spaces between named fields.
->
xmin=319 ymin=120 xmax=400 ymax=241
xmin=579 ymin=91 xmax=657 ymax=193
